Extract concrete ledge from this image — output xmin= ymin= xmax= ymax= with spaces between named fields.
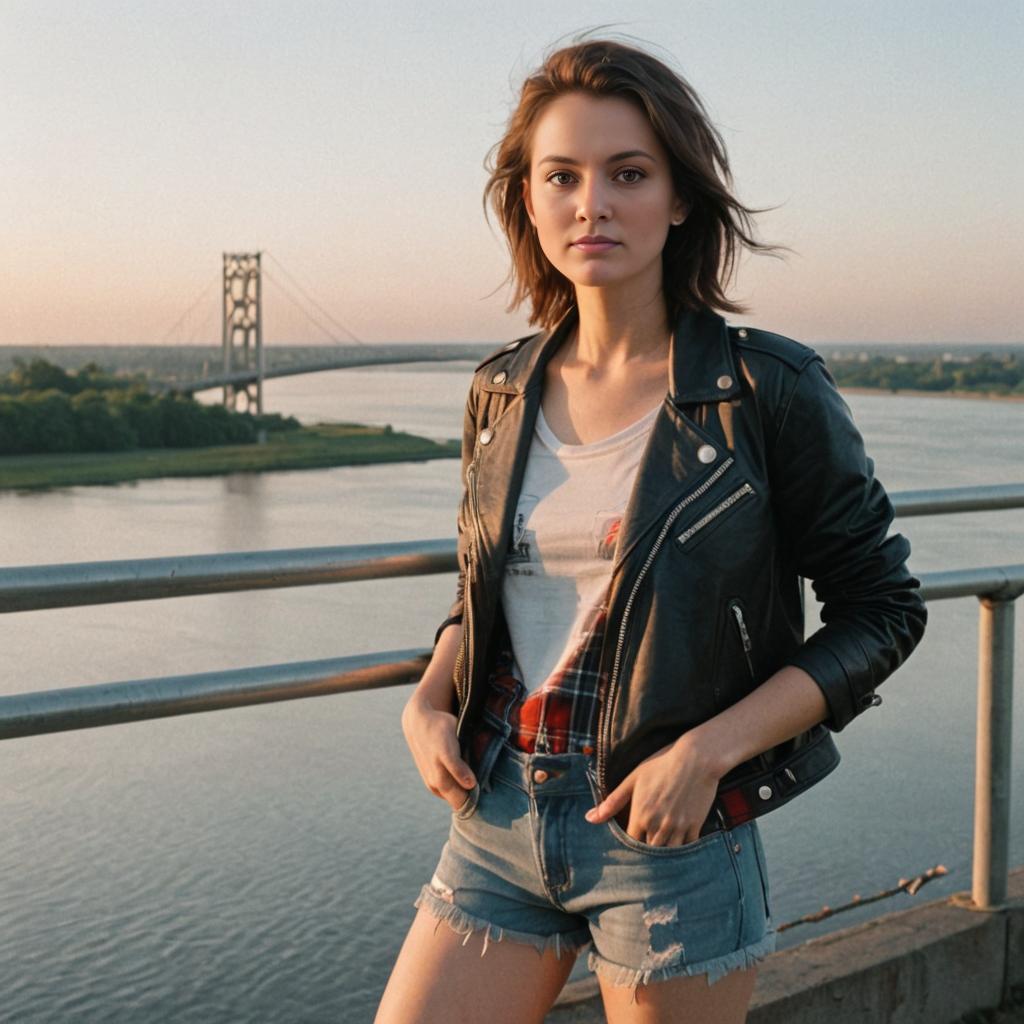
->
xmin=547 ymin=865 xmax=1024 ymax=1023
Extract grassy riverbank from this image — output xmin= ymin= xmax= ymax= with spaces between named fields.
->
xmin=0 ymin=422 xmax=459 ymax=491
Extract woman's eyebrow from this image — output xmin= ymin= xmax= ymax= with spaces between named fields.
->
xmin=538 ymin=149 xmax=656 ymax=166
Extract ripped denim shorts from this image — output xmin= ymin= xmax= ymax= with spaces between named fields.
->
xmin=414 ymin=740 xmax=777 ymax=1000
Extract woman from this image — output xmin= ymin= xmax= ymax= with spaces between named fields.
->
xmin=377 ymin=36 xmax=927 ymax=1024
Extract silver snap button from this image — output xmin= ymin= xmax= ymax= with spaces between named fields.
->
xmin=491 ymin=370 xmax=507 ymax=384
xmin=758 ymin=784 xmax=773 ymax=800
xmin=479 ymin=428 xmax=493 ymax=445
xmin=733 ymin=842 xmax=742 ymax=853
xmin=533 ymin=769 xmax=549 ymax=783
xmin=697 ymin=444 xmax=716 ymax=464
xmin=716 ymin=374 xmax=733 ymax=390
xmin=737 ymin=328 xmax=748 ymax=338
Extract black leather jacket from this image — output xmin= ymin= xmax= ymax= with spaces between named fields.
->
xmin=435 ymin=304 xmax=927 ymax=826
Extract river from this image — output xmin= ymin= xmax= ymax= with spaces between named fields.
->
xmin=1 ymin=360 xmax=1022 ymax=1022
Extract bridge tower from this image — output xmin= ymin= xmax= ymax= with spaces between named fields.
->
xmin=221 ymin=252 xmax=264 ymax=413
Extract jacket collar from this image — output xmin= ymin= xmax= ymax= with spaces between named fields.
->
xmin=470 ymin=301 xmax=743 ymax=585
xmin=484 ymin=302 xmax=740 ymax=405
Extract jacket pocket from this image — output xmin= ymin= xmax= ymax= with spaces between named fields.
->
xmin=727 ymin=598 xmax=756 ymax=683
xmin=674 ymin=482 xmax=756 ymax=554
xmin=710 ymin=597 xmax=756 ymax=712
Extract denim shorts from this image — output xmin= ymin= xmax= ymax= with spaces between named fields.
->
xmin=414 ymin=740 xmax=777 ymax=998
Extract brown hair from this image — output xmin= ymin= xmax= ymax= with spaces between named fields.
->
xmin=482 ymin=32 xmax=788 ymax=328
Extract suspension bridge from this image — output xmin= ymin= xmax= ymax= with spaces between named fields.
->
xmin=153 ymin=250 xmax=492 ymax=413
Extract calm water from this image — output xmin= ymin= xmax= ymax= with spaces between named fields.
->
xmin=1 ymin=362 xmax=1022 ymax=1023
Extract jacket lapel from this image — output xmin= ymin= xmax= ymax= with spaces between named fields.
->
xmin=471 ymin=303 xmax=741 ymax=580
xmin=471 ymin=305 xmax=578 ymax=579
xmin=610 ymin=306 xmax=741 ymax=570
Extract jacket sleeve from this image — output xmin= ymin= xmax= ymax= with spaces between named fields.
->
xmin=432 ymin=374 xmax=479 ymax=650
xmin=768 ymin=355 xmax=927 ymax=732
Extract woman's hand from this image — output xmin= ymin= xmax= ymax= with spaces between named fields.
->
xmin=584 ymin=732 xmax=721 ymax=846
xmin=401 ymin=694 xmax=477 ymax=812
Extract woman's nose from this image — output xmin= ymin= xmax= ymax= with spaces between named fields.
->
xmin=576 ymin=177 xmax=612 ymax=223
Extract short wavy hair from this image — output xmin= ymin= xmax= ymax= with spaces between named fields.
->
xmin=483 ymin=33 xmax=786 ymax=328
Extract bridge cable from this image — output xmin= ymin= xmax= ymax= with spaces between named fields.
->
xmin=160 ymin=275 xmax=220 ymax=345
xmin=262 ymin=250 xmax=366 ymax=346
xmin=261 ymin=266 xmax=352 ymax=347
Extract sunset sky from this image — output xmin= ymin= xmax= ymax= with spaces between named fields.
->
xmin=2 ymin=0 xmax=1020 ymax=347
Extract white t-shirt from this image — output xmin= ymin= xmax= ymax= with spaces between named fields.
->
xmin=501 ymin=400 xmax=661 ymax=695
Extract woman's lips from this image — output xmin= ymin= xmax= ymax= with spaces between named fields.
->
xmin=571 ymin=241 xmax=620 ymax=253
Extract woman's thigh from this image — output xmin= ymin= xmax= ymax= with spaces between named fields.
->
xmin=374 ymin=904 xmax=578 ymax=1024
xmin=598 ymin=963 xmax=758 ymax=1024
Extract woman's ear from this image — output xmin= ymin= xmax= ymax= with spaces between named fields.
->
xmin=670 ymin=197 xmax=688 ymax=226
xmin=521 ymin=177 xmax=536 ymax=228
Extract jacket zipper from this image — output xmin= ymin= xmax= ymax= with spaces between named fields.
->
xmin=674 ymin=483 xmax=755 ymax=548
xmin=729 ymin=599 xmax=756 ymax=680
xmin=452 ymin=547 xmax=470 ymax=704
xmin=456 ymin=460 xmax=483 ymax=738
xmin=596 ymin=455 xmax=736 ymax=795
xmin=455 ymin=549 xmax=474 ymax=733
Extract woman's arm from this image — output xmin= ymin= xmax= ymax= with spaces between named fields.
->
xmin=405 ymin=620 xmax=463 ymax=717
xmin=765 ymin=355 xmax=927 ymax=732
xmin=432 ymin=375 xmax=480 ymax=650
xmin=691 ymin=355 xmax=929 ymax=767
xmin=401 ymin=620 xmax=478 ymax=803
xmin=683 ymin=664 xmax=828 ymax=778
xmin=584 ymin=665 xmax=830 ymax=842
xmin=401 ymin=373 xmax=478 ymax=801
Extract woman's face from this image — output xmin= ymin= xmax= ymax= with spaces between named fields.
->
xmin=522 ymin=91 xmax=686 ymax=297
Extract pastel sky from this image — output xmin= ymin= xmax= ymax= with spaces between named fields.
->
xmin=2 ymin=0 xmax=1021 ymax=347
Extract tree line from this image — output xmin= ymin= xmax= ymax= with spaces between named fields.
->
xmin=0 ymin=358 xmax=300 ymax=456
xmin=828 ymin=353 xmax=1023 ymax=394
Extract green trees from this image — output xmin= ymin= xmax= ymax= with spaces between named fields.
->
xmin=0 ymin=358 xmax=298 ymax=456
xmin=827 ymin=353 xmax=1023 ymax=395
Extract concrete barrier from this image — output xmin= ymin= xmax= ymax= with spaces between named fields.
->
xmin=547 ymin=865 xmax=1024 ymax=1023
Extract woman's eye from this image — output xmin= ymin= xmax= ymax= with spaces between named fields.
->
xmin=617 ymin=167 xmax=645 ymax=184
xmin=547 ymin=171 xmax=574 ymax=186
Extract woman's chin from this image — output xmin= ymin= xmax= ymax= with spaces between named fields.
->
xmin=552 ymin=261 xmax=628 ymax=286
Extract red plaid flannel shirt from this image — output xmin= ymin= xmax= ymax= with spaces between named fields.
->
xmin=469 ymin=589 xmax=610 ymax=772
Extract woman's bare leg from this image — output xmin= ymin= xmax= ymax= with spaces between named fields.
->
xmin=597 ymin=964 xmax=758 ymax=1024
xmin=375 ymin=905 xmax=580 ymax=1024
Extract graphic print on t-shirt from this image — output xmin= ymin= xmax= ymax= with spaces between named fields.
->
xmin=592 ymin=506 xmax=625 ymax=561
xmin=506 ymin=493 xmax=539 ymax=574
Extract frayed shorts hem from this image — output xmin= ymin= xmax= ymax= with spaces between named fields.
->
xmin=586 ymin=922 xmax=778 ymax=996
xmin=413 ymin=883 xmax=594 ymax=961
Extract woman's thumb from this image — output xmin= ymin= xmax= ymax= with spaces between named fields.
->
xmin=446 ymin=753 xmax=476 ymax=788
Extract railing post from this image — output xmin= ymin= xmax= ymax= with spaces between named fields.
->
xmin=971 ymin=597 xmax=1014 ymax=909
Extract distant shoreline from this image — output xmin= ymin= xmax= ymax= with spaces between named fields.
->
xmin=0 ymin=422 xmax=459 ymax=492
xmin=838 ymin=386 xmax=1024 ymax=403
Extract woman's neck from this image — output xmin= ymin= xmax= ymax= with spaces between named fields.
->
xmin=563 ymin=288 xmax=672 ymax=376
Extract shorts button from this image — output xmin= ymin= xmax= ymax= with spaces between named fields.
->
xmin=734 ymin=842 xmax=742 ymax=853
xmin=533 ymin=768 xmax=549 ymax=783
xmin=737 ymin=328 xmax=748 ymax=338
xmin=758 ymin=784 xmax=773 ymax=800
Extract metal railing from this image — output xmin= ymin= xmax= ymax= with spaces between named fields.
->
xmin=1 ymin=482 xmax=1021 ymax=911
